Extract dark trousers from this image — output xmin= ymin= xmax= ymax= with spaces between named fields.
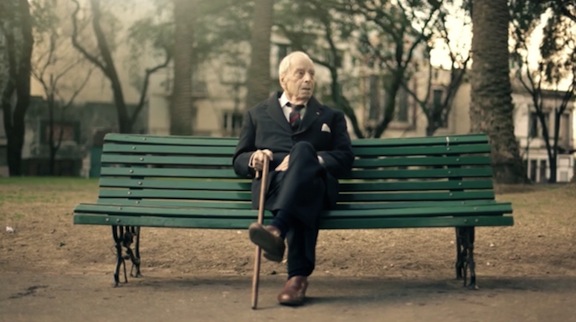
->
xmin=265 ymin=141 xmax=327 ymax=278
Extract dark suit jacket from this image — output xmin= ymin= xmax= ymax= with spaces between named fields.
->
xmin=233 ymin=92 xmax=354 ymax=212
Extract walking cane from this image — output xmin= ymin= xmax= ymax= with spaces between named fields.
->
xmin=251 ymin=157 xmax=270 ymax=310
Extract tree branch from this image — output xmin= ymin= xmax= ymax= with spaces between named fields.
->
xmin=130 ymin=51 xmax=172 ymax=125
xmin=70 ymin=0 xmax=106 ymax=71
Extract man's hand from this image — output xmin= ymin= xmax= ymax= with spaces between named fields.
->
xmin=275 ymin=155 xmax=290 ymax=172
xmin=249 ymin=149 xmax=273 ymax=172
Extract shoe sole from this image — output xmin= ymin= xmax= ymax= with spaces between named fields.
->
xmin=278 ymin=298 xmax=305 ymax=306
xmin=249 ymin=225 xmax=285 ymax=262
xmin=263 ymin=251 xmax=283 ymax=263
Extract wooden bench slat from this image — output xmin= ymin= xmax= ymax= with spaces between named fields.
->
xmin=96 ymin=198 xmax=254 ymax=209
xmin=103 ymin=144 xmax=236 ymax=155
xmin=100 ymin=154 xmax=492 ymax=168
xmin=99 ymin=178 xmax=251 ymax=191
xmin=353 ymin=156 xmax=491 ymax=167
xmin=74 ymin=213 xmax=512 ymax=229
xmin=338 ymin=190 xmax=495 ymax=202
xmin=100 ymin=167 xmax=493 ymax=180
xmin=74 ymin=202 xmax=511 ymax=219
xmin=100 ymin=167 xmax=240 ymax=178
xmin=105 ymin=134 xmax=239 ymax=146
xmin=340 ymin=180 xmax=493 ymax=191
xmin=334 ymin=199 xmax=503 ymax=209
xmin=352 ymin=144 xmax=491 ymax=156
xmin=94 ymin=198 xmax=502 ymax=210
xmin=97 ymin=188 xmax=494 ymax=202
xmin=102 ymin=144 xmax=490 ymax=157
xmin=104 ymin=133 xmax=489 ymax=147
xmin=327 ymin=204 xmax=513 ymax=217
xmin=349 ymin=134 xmax=489 ymax=147
xmin=98 ymin=189 xmax=252 ymax=201
xmin=347 ymin=167 xmax=493 ymax=179
xmin=320 ymin=216 xmax=513 ymax=229
xmin=97 ymin=178 xmax=492 ymax=193
xmin=101 ymin=154 xmax=232 ymax=166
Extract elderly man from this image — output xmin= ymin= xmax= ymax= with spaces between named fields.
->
xmin=232 ymin=51 xmax=354 ymax=306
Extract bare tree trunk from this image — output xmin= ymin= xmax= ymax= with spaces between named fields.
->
xmin=470 ymin=0 xmax=527 ymax=183
xmin=0 ymin=0 xmax=34 ymax=176
xmin=89 ymin=0 xmax=130 ymax=133
xmin=244 ymin=0 xmax=273 ymax=110
xmin=170 ymin=0 xmax=196 ymax=135
xmin=71 ymin=0 xmax=132 ymax=133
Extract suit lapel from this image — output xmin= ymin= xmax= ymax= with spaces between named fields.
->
xmin=266 ymin=94 xmax=293 ymax=132
xmin=296 ymin=96 xmax=322 ymax=134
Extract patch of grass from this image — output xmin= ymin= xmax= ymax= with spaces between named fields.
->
xmin=499 ymin=183 xmax=576 ymax=227
xmin=0 ymin=177 xmax=98 ymax=204
xmin=0 ymin=176 xmax=97 ymax=186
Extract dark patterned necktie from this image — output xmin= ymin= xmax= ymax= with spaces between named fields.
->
xmin=287 ymin=103 xmax=305 ymax=131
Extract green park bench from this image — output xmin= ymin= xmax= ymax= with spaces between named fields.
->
xmin=73 ymin=133 xmax=514 ymax=288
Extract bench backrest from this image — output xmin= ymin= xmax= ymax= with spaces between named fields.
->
xmin=96 ymin=133 xmax=498 ymax=212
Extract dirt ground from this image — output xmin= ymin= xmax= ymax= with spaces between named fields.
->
xmin=1 ymin=179 xmax=576 ymax=321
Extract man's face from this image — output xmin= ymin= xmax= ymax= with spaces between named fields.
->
xmin=280 ymin=55 xmax=315 ymax=104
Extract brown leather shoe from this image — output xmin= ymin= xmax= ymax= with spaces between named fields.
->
xmin=277 ymin=276 xmax=308 ymax=306
xmin=248 ymin=223 xmax=285 ymax=262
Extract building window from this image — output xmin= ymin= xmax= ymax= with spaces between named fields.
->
xmin=561 ymin=113 xmax=570 ymax=140
xmin=223 ymin=110 xmax=243 ymax=135
xmin=277 ymin=44 xmax=290 ymax=65
xmin=432 ymin=89 xmax=448 ymax=127
xmin=433 ymin=89 xmax=443 ymax=107
xmin=0 ymin=145 xmax=6 ymax=166
xmin=368 ymin=75 xmax=381 ymax=121
xmin=529 ymin=112 xmax=549 ymax=138
xmin=365 ymin=75 xmax=414 ymax=129
xmin=395 ymin=88 xmax=409 ymax=122
xmin=41 ymin=121 xmax=79 ymax=144
xmin=528 ymin=112 xmax=538 ymax=138
xmin=529 ymin=159 xmax=537 ymax=182
xmin=539 ymin=159 xmax=547 ymax=183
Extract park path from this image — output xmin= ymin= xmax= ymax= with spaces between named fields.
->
xmin=1 ymin=271 xmax=575 ymax=322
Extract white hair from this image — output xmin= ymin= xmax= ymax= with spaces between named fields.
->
xmin=278 ymin=51 xmax=313 ymax=79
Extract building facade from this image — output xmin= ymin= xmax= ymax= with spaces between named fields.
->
xmin=4 ymin=1 xmax=574 ymax=180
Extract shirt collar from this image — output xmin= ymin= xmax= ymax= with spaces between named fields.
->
xmin=279 ymin=92 xmax=306 ymax=109
xmin=279 ymin=92 xmax=291 ymax=108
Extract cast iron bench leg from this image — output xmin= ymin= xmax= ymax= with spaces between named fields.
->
xmin=455 ymin=227 xmax=463 ymax=280
xmin=111 ymin=226 xmax=142 ymax=286
xmin=455 ymin=227 xmax=478 ymax=289
xmin=126 ymin=226 xmax=142 ymax=278
xmin=112 ymin=225 xmax=126 ymax=287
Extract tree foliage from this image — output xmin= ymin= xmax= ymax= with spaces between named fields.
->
xmin=274 ymin=0 xmax=366 ymax=138
xmin=274 ymin=0 xmax=446 ymax=138
xmin=402 ymin=2 xmax=471 ymax=136
xmin=345 ymin=0 xmax=443 ymax=138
